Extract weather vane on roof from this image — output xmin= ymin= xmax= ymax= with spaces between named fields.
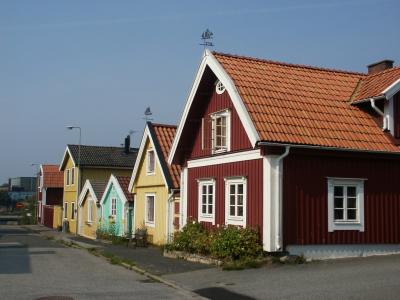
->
xmin=200 ymin=29 xmax=214 ymax=49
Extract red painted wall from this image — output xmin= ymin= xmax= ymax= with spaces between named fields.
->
xmin=187 ymin=159 xmax=263 ymax=233
xmin=283 ymin=150 xmax=400 ymax=246
xmin=43 ymin=205 xmax=54 ymax=228
xmin=189 ymin=89 xmax=252 ymax=158
xmin=46 ymin=188 xmax=63 ymax=206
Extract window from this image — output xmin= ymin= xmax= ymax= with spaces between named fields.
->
xmin=71 ymin=202 xmax=75 ymax=220
xmin=198 ymin=179 xmax=215 ymax=224
xmin=216 ymin=80 xmax=226 ymax=94
xmin=64 ymin=202 xmax=68 ymax=219
xmin=211 ymin=110 xmax=230 ymax=153
xmin=145 ymin=194 xmax=155 ymax=227
xmin=327 ymin=178 xmax=365 ymax=232
xmin=147 ymin=150 xmax=155 ymax=175
xmin=66 ymin=169 xmax=70 ymax=186
xmin=87 ymin=198 xmax=93 ymax=223
xmin=225 ymin=177 xmax=247 ymax=226
xmin=71 ymin=167 xmax=75 ymax=185
xmin=111 ymin=198 xmax=117 ymax=216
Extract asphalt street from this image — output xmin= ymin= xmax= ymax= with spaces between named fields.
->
xmin=0 ymin=225 xmax=192 ymax=300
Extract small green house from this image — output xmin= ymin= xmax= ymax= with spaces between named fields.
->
xmin=99 ymin=175 xmax=134 ymax=237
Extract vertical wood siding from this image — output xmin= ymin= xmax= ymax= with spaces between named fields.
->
xmin=189 ymin=88 xmax=252 ymax=158
xmin=43 ymin=205 xmax=54 ymax=228
xmin=45 ymin=188 xmax=63 ymax=206
xmin=283 ymin=151 xmax=400 ymax=246
xmin=187 ymin=159 xmax=263 ymax=233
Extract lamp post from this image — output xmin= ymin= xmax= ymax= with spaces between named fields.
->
xmin=31 ymin=163 xmax=40 ymax=222
xmin=66 ymin=126 xmax=81 ymax=235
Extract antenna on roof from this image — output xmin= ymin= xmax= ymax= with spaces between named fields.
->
xmin=200 ymin=29 xmax=214 ymax=49
xmin=143 ymin=107 xmax=153 ymax=123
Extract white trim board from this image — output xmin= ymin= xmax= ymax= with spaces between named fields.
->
xmin=187 ymin=150 xmax=261 ymax=168
xmin=59 ymin=146 xmax=76 ymax=171
xmin=382 ymin=78 xmax=400 ymax=100
xmin=168 ymin=49 xmax=260 ymax=165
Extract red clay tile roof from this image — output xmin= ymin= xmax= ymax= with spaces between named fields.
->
xmin=213 ymin=52 xmax=400 ymax=153
xmin=41 ymin=164 xmax=63 ymax=188
xmin=151 ymin=123 xmax=181 ymax=189
xmin=352 ymin=67 xmax=400 ymax=102
xmin=115 ymin=176 xmax=134 ymax=202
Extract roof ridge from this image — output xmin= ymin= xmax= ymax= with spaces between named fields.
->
xmin=212 ymin=51 xmax=366 ymax=76
xmin=68 ymin=144 xmax=138 ymax=150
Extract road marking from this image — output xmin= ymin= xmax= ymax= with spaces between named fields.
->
xmin=0 ymin=242 xmax=24 ymax=248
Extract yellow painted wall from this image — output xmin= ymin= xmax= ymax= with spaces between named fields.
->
xmin=132 ymin=139 xmax=169 ymax=245
xmin=62 ymin=150 xmax=132 ymax=234
xmin=80 ymin=192 xmax=98 ymax=239
xmin=62 ymin=157 xmax=79 ymax=233
xmin=52 ymin=205 xmax=63 ymax=229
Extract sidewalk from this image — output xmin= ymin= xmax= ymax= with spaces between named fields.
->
xmin=25 ymin=224 xmax=210 ymax=276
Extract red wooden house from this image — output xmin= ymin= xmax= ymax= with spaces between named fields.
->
xmin=168 ymin=50 xmax=400 ymax=258
xmin=37 ymin=164 xmax=64 ymax=228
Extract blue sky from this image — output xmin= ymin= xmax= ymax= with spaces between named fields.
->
xmin=0 ymin=0 xmax=399 ymax=183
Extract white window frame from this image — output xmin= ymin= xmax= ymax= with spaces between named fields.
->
xmin=211 ymin=110 xmax=231 ymax=154
xmin=64 ymin=202 xmax=68 ymax=219
xmin=146 ymin=149 xmax=156 ymax=175
xmin=216 ymin=80 xmax=226 ymax=94
xmin=66 ymin=169 xmax=70 ymax=186
xmin=145 ymin=193 xmax=156 ymax=227
xmin=111 ymin=198 xmax=117 ymax=217
xmin=327 ymin=178 xmax=365 ymax=232
xmin=71 ymin=202 xmax=75 ymax=220
xmin=198 ymin=179 xmax=216 ymax=225
xmin=71 ymin=167 xmax=75 ymax=185
xmin=87 ymin=197 xmax=93 ymax=223
xmin=224 ymin=177 xmax=247 ymax=227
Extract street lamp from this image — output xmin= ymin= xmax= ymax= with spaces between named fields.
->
xmin=66 ymin=125 xmax=81 ymax=235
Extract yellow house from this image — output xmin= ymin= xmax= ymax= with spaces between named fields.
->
xmin=59 ymin=143 xmax=138 ymax=234
xmin=77 ymin=179 xmax=107 ymax=239
xmin=129 ymin=122 xmax=180 ymax=245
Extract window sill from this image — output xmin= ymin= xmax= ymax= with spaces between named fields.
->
xmin=199 ymin=215 xmax=215 ymax=224
xmin=146 ymin=172 xmax=155 ymax=176
xmin=145 ymin=221 xmax=155 ymax=228
xmin=329 ymin=222 xmax=364 ymax=232
xmin=226 ymin=218 xmax=245 ymax=227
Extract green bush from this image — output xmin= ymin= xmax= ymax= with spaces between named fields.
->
xmin=167 ymin=220 xmax=263 ymax=262
xmin=168 ymin=219 xmax=210 ymax=255
xmin=96 ymin=222 xmax=121 ymax=243
xmin=210 ymin=225 xmax=263 ymax=261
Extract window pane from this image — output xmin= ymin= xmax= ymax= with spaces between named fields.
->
xmin=216 ymin=136 xmax=221 ymax=147
xmin=230 ymin=184 xmax=235 ymax=195
xmin=238 ymin=206 xmax=243 ymax=217
xmin=238 ymin=195 xmax=243 ymax=206
xmin=334 ymin=209 xmax=343 ymax=220
xmin=221 ymin=137 xmax=226 ymax=147
xmin=334 ymin=186 xmax=343 ymax=197
xmin=230 ymin=195 xmax=235 ymax=205
xmin=202 ymin=185 xmax=206 ymax=195
xmin=202 ymin=205 xmax=206 ymax=214
xmin=238 ymin=184 xmax=243 ymax=195
xmin=347 ymin=186 xmax=356 ymax=198
xmin=202 ymin=195 xmax=207 ymax=205
xmin=230 ymin=206 xmax=235 ymax=216
xmin=347 ymin=209 xmax=357 ymax=220
xmin=221 ymin=116 xmax=226 ymax=126
xmin=347 ymin=197 xmax=357 ymax=209
xmin=208 ymin=205 xmax=213 ymax=214
xmin=208 ymin=195 xmax=213 ymax=205
xmin=334 ymin=197 xmax=343 ymax=208
xmin=208 ymin=185 xmax=213 ymax=195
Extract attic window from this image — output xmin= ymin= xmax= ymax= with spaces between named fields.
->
xmin=216 ymin=80 xmax=225 ymax=94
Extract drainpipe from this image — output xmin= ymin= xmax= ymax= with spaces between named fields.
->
xmin=275 ymin=146 xmax=290 ymax=251
xmin=370 ymin=98 xmax=387 ymax=130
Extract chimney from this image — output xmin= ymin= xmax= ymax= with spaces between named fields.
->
xmin=124 ymin=135 xmax=130 ymax=154
xmin=367 ymin=59 xmax=394 ymax=75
